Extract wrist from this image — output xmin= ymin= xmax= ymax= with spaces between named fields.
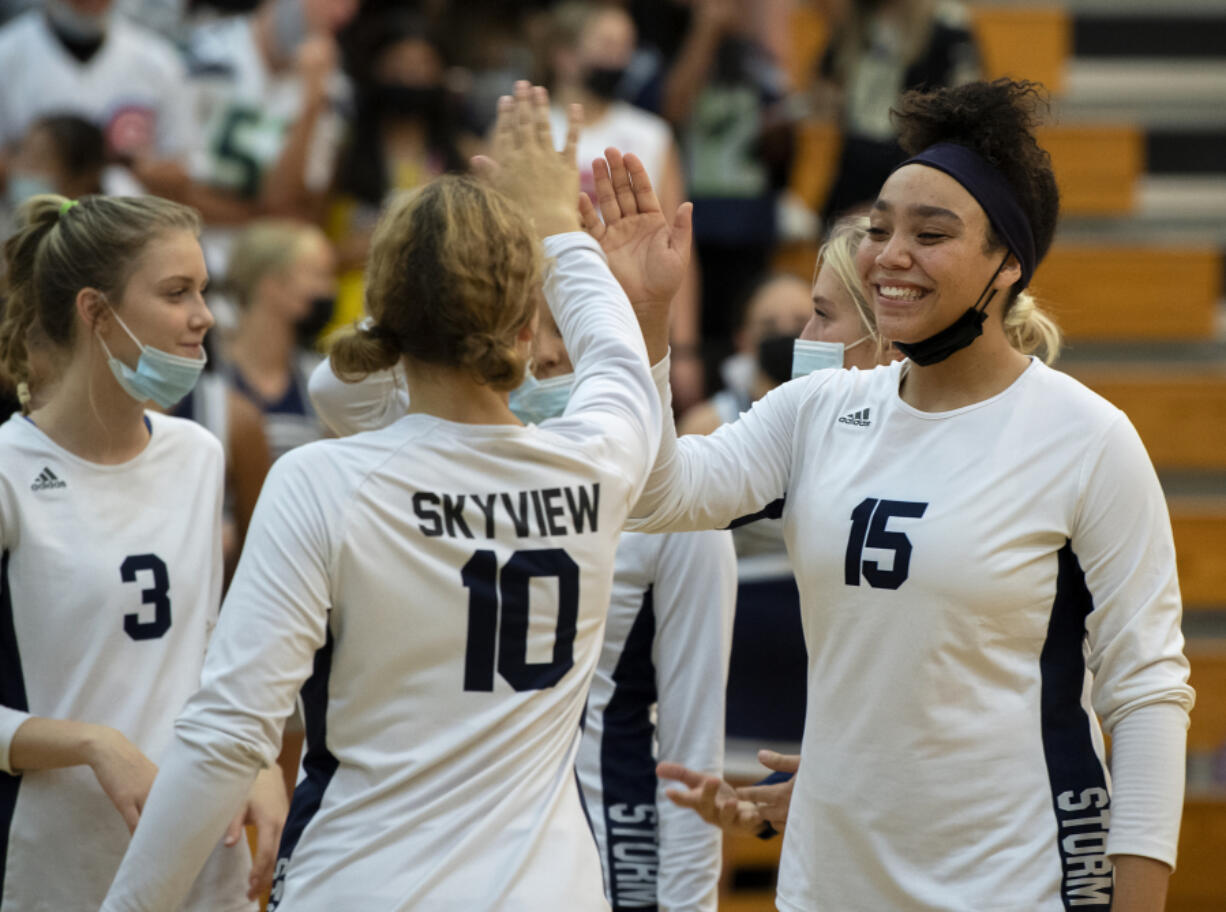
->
xmin=79 ymin=723 xmax=112 ymax=767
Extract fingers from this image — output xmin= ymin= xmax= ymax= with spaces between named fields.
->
xmin=531 ymin=85 xmax=553 ymax=149
xmin=605 ymin=147 xmax=638 ymax=219
xmin=224 ymin=810 xmax=245 ymax=847
xmin=578 ymin=192 xmax=604 ymax=240
xmin=470 ymin=154 xmax=500 ymax=184
xmin=670 ymin=200 xmax=694 ymax=259
xmin=592 ymin=157 xmax=622 ymax=225
xmin=736 ymin=782 xmax=787 ymax=805
xmin=513 ymin=81 xmax=534 ymax=147
xmin=562 ymin=103 xmax=583 ymax=164
xmin=248 ymin=816 xmax=281 ymax=900
xmin=759 ymin=750 xmax=801 ymax=774
xmin=623 ymin=153 xmax=662 ymax=215
xmin=490 ymin=94 xmax=516 ymax=157
xmin=121 ymin=800 xmax=141 ymax=835
xmin=657 ymin=761 xmax=709 ymax=789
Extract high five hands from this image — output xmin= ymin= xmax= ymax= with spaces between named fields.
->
xmin=581 ymin=148 xmax=693 ymax=364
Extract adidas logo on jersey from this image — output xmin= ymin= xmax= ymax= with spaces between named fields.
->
xmin=30 ymin=467 xmax=67 ymax=491
xmin=838 ymin=408 xmax=872 ymax=427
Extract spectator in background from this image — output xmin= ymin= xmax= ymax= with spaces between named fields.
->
xmin=647 ymin=0 xmax=797 ymax=398
xmin=325 ymin=13 xmax=466 ymax=334
xmin=184 ymin=0 xmax=357 ymax=292
xmin=0 ymin=0 xmax=194 ymax=189
xmin=224 ymin=219 xmax=333 ymax=462
xmin=1 ymin=115 xmax=106 ymax=238
xmin=547 ymin=0 xmax=703 ymax=411
xmin=815 ymin=0 xmax=979 ymax=223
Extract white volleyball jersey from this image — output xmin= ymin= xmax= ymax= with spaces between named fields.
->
xmin=307 ymin=324 xmax=737 ymax=912
xmin=551 ymin=102 xmax=673 ymax=212
xmin=0 ymin=413 xmax=252 ymax=912
xmin=629 ymin=357 xmax=1194 ymax=912
xmin=0 ymin=10 xmax=194 ymax=159
xmin=577 ymin=529 xmax=735 ymax=912
xmin=101 ymin=232 xmax=661 ymax=912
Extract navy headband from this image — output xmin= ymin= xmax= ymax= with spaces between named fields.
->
xmin=898 ymin=142 xmax=1037 ymax=289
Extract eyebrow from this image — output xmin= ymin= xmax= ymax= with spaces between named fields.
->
xmin=811 ymin=294 xmax=834 ymax=308
xmin=872 ymin=200 xmax=963 ymax=223
xmin=158 ymin=275 xmax=207 ymax=286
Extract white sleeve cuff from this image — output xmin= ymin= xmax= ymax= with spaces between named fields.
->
xmin=1105 ymin=701 xmax=1189 ymax=869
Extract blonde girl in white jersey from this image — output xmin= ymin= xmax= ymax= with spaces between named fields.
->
xmin=100 ymin=83 xmax=688 ymax=912
xmin=623 ymin=78 xmax=1193 ymax=912
xmin=0 ymin=194 xmax=285 ymax=911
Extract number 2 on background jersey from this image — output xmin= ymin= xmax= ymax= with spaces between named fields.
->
xmin=120 ymin=554 xmax=172 ymax=640
xmin=461 ymin=548 xmax=579 ymax=692
xmin=844 ymin=498 xmax=928 ymax=589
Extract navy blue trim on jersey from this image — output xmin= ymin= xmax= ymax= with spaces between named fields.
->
xmin=600 ymin=585 xmax=660 ymax=911
xmin=725 ymin=496 xmax=785 ymax=530
xmin=269 ymin=626 xmax=338 ymax=910
xmin=0 ymin=550 xmax=28 ymax=898
xmin=1040 ymin=542 xmax=1112 ymax=911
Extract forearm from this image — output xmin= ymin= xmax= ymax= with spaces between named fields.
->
xmin=1109 ymin=855 xmax=1170 ymax=912
xmin=7 ymin=716 xmax=103 ymax=772
xmin=662 ymin=21 xmax=723 ymax=126
xmin=261 ymin=97 xmax=326 ymax=219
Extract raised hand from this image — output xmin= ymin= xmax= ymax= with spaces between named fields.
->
xmin=580 ymin=148 xmax=693 ymax=310
xmin=471 ymin=81 xmax=583 ymax=238
xmin=579 ymin=148 xmax=692 ymax=363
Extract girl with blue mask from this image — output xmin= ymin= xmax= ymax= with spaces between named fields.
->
xmin=0 ymin=194 xmax=287 ymax=910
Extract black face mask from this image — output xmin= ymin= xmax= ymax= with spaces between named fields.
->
xmin=757 ymin=333 xmax=796 ymax=386
xmin=583 ymin=66 xmax=626 ymax=100
xmin=296 ymin=296 xmax=336 ymax=349
xmin=372 ymin=84 xmax=445 ymax=122
xmin=893 ymin=256 xmax=1010 ymax=367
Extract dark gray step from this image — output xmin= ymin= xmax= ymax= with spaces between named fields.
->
xmin=1074 ymin=14 xmax=1226 ymax=58
xmin=1148 ymin=129 xmax=1226 ymax=175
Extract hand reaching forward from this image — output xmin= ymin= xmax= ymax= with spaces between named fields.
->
xmin=579 ymin=148 xmax=693 ymax=363
xmin=657 ymin=749 xmax=799 ymax=836
xmin=471 ymin=81 xmax=583 ymax=238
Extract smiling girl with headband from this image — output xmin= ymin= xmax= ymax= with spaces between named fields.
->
xmin=634 ymin=79 xmax=1191 ymax=911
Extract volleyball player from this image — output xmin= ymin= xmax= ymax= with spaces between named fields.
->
xmin=306 ymin=150 xmax=736 ymax=908
xmin=626 ymin=79 xmax=1193 ymax=910
xmin=0 ymin=194 xmax=284 ymax=911
xmin=100 ymin=83 xmax=674 ymax=911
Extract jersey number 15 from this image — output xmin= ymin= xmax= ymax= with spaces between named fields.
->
xmin=461 ymin=548 xmax=579 ymax=693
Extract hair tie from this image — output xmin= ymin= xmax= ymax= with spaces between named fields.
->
xmin=58 ymin=199 xmax=78 ymax=216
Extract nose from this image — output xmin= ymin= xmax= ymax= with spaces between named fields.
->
xmin=191 ymin=294 xmax=215 ymax=333
xmin=875 ymin=232 xmax=912 ymax=271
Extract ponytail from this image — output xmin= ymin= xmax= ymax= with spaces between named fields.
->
xmin=1003 ymin=290 xmax=1062 ymax=364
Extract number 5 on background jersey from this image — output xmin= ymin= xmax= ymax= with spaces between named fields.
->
xmin=462 ymin=548 xmax=579 ymax=692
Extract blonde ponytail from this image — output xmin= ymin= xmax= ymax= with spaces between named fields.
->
xmin=1004 ymin=290 xmax=1062 ymax=364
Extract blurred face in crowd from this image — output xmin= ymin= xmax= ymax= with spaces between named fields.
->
xmin=578 ymin=7 xmax=636 ymax=72
xmin=302 ymin=0 xmax=358 ymax=35
xmin=738 ymin=276 xmax=812 ymax=355
xmin=259 ymin=230 xmax=336 ymax=326
xmin=375 ymin=36 xmax=445 ymax=90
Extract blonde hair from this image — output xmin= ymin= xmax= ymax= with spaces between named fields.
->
xmin=0 ymin=194 xmax=201 ymax=412
xmin=227 ymin=219 xmax=324 ymax=311
xmin=816 ymin=215 xmax=882 ymax=354
xmin=330 ymin=175 xmax=542 ymax=391
xmin=1004 ymin=289 xmax=1061 ymax=364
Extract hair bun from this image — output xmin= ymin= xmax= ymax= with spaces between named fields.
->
xmin=456 ymin=332 xmax=527 ymax=392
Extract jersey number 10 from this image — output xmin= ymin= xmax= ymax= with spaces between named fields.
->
xmin=461 ymin=548 xmax=579 ymax=692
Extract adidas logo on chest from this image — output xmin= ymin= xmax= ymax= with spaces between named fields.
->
xmin=838 ymin=407 xmax=872 ymax=428
xmin=31 ymin=467 xmax=67 ymax=491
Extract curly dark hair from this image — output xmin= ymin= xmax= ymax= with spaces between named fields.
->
xmin=891 ymin=78 xmax=1060 ymax=273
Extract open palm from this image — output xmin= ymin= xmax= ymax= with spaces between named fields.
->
xmin=580 ymin=149 xmax=693 ymax=309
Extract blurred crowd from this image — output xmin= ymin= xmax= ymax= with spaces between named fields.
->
xmin=0 ymin=0 xmax=982 ymax=560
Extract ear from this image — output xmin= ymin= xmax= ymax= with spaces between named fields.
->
xmin=993 ymin=254 xmax=1023 ymax=293
xmin=75 ymin=288 xmax=108 ymax=333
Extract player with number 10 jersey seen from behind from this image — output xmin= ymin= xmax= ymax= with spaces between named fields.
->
xmin=101 ymin=83 xmax=674 ymax=911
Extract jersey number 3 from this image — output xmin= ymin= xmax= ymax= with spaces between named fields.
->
xmin=121 ymin=554 xmax=172 ymax=640
xmin=461 ymin=548 xmax=579 ymax=692
xmin=844 ymin=498 xmax=928 ymax=589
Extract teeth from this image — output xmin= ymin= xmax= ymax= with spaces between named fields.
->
xmin=878 ymin=285 xmax=924 ymax=300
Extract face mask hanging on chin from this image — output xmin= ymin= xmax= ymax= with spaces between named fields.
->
xmin=97 ymin=308 xmax=208 ymax=409
xmin=892 ymin=255 xmax=1010 ymax=367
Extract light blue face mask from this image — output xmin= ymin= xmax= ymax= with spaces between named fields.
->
xmin=97 ymin=308 xmax=208 ymax=408
xmin=791 ymin=335 xmax=871 ymax=379
xmin=5 ymin=173 xmax=56 ymax=209
xmin=508 ymin=370 xmax=574 ymax=424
